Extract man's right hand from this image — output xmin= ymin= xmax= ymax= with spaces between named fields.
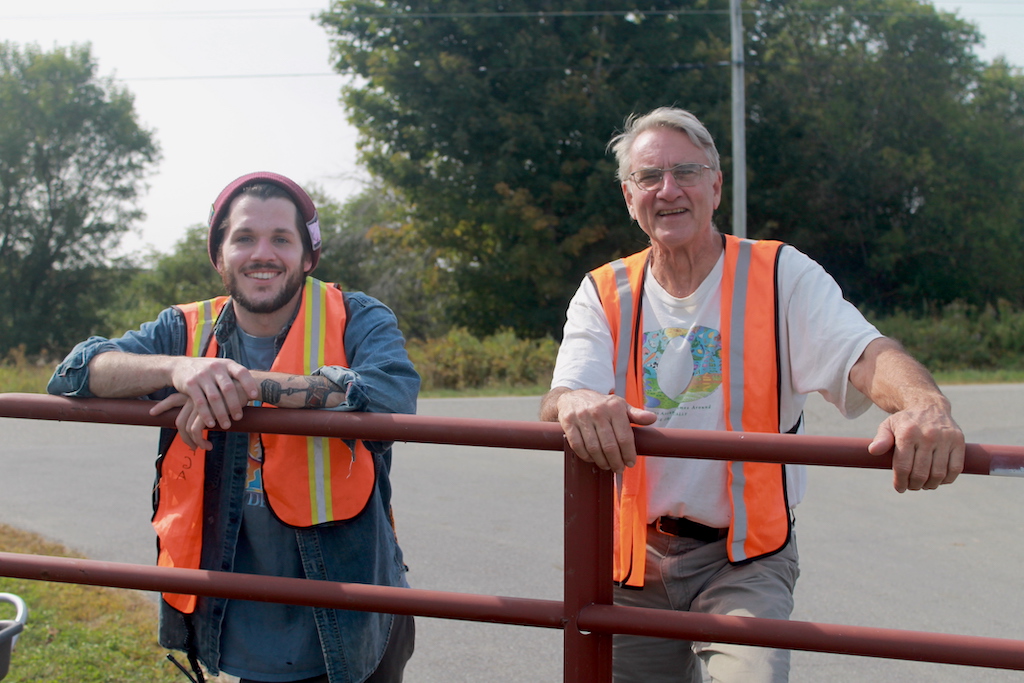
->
xmin=88 ymin=352 xmax=259 ymax=450
xmin=169 ymin=357 xmax=259 ymax=427
xmin=148 ymin=392 xmax=208 ymax=450
xmin=542 ymin=388 xmax=656 ymax=472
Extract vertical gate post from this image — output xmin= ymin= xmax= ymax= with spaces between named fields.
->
xmin=563 ymin=441 xmax=614 ymax=683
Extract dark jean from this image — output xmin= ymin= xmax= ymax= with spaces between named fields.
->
xmin=239 ymin=613 xmax=416 ymax=683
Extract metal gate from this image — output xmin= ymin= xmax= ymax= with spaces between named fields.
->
xmin=3 ymin=393 xmax=1024 ymax=681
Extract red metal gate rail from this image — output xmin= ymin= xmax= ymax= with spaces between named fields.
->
xmin=3 ymin=393 xmax=1024 ymax=681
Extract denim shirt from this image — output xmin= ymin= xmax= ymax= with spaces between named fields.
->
xmin=48 ymin=289 xmax=420 ymax=683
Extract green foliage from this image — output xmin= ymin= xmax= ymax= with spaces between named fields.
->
xmin=313 ymin=187 xmax=452 ymax=340
xmin=0 ymin=42 xmax=160 ymax=355
xmin=321 ymin=0 xmax=734 ymax=337
xmin=0 ymin=346 xmax=53 ymax=393
xmin=0 ymin=525 xmax=183 ymax=683
xmin=98 ymin=225 xmax=223 ymax=338
xmin=746 ymin=1 xmax=1024 ymax=313
xmin=322 ymin=1 xmax=1024 ymax=335
xmin=408 ymin=327 xmax=558 ymax=391
xmin=871 ymin=300 xmax=1024 ymax=372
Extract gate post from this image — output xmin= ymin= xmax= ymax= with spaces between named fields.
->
xmin=563 ymin=441 xmax=614 ymax=682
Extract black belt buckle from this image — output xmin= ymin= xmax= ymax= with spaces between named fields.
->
xmin=656 ymin=516 xmax=728 ymax=543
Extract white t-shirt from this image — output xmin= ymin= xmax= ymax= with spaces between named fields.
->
xmin=551 ymin=245 xmax=882 ymax=527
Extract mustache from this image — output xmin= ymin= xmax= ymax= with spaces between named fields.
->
xmin=240 ymin=263 xmax=283 ymax=273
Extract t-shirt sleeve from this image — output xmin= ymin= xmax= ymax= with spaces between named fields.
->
xmin=778 ymin=247 xmax=883 ymax=418
xmin=550 ymin=277 xmax=617 ymax=395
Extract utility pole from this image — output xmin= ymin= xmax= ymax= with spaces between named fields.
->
xmin=730 ymin=0 xmax=747 ymax=238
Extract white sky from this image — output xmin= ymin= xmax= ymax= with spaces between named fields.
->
xmin=5 ymin=1 xmax=1023 ymax=258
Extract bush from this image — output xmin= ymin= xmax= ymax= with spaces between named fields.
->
xmin=871 ymin=300 xmax=1024 ymax=372
xmin=0 ymin=346 xmax=55 ymax=393
xmin=408 ymin=327 xmax=558 ymax=392
xmin=8 ymin=303 xmax=1024 ymax=397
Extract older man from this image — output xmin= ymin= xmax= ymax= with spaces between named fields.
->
xmin=540 ymin=108 xmax=964 ymax=683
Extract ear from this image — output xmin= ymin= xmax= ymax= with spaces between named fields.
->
xmin=213 ymin=244 xmax=226 ymax=276
xmin=622 ymin=181 xmax=636 ymax=220
xmin=712 ymin=170 xmax=724 ymax=210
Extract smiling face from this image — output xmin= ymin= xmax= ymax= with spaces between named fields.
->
xmin=216 ymin=195 xmax=312 ymax=332
xmin=622 ymin=126 xmax=723 ymax=256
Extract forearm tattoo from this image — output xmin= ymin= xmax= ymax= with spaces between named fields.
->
xmin=260 ymin=376 xmax=339 ymax=408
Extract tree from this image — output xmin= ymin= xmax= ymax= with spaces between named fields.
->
xmin=314 ymin=186 xmax=452 ymax=340
xmin=744 ymin=0 xmax=1024 ymax=312
xmin=0 ymin=42 xmax=160 ymax=355
xmin=940 ymin=57 xmax=1024 ymax=309
xmin=99 ymin=225 xmax=223 ymax=338
xmin=321 ymin=0 xmax=737 ymax=337
xmin=322 ymin=1 xmax=1024 ymax=335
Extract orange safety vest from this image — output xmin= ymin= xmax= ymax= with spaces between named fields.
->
xmin=153 ymin=277 xmax=376 ymax=613
xmin=589 ymin=235 xmax=791 ymax=588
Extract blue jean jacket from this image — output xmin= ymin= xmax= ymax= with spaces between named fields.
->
xmin=48 ymin=290 xmax=420 ymax=683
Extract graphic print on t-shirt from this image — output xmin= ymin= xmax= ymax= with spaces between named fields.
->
xmin=643 ymin=325 xmax=722 ymax=410
xmin=244 ymin=434 xmax=267 ymax=508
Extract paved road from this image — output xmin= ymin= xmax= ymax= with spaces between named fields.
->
xmin=2 ymin=386 xmax=1023 ymax=681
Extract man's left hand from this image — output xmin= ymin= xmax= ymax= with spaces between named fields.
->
xmin=850 ymin=337 xmax=966 ymax=493
xmin=868 ymin=402 xmax=965 ymax=492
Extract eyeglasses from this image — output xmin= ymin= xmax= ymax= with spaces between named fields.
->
xmin=629 ymin=163 xmax=713 ymax=191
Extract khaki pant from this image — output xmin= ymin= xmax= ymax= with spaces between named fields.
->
xmin=613 ymin=528 xmax=800 ymax=683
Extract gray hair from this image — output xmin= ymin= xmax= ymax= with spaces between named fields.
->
xmin=608 ymin=107 xmax=721 ymax=181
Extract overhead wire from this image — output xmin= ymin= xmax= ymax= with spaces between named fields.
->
xmin=6 ymin=4 xmax=1021 ymax=83
xmin=5 ymin=4 xmax=1024 ymax=21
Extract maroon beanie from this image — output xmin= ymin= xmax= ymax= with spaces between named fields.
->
xmin=207 ymin=171 xmax=322 ymax=272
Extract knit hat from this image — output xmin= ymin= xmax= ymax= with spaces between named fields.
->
xmin=207 ymin=171 xmax=322 ymax=272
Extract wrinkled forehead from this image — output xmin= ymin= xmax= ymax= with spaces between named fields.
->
xmin=629 ymin=127 xmax=712 ymax=171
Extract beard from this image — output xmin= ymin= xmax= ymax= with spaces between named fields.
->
xmin=223 ymin=265 xmax=306 ymax=315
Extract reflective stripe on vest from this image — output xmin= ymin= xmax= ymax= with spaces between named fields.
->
xmin=261 ymin=279 xmax=374 ymax=528
xmin=589 ymin=236 xmax=790 ymax=587
xmin=153 ymin=277 xmax=376 ymax=613
xmin=720 ymin=238 xmax=790 ymax=564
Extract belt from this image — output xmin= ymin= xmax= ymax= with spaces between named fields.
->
xmin=654 ymin=516 xmax=728 ymax=543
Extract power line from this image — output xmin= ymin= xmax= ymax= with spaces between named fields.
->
xmin=117 ymin=62 xmax=722 ymax=83
xmin=2 ymin=9 xmax=322 ymax=21
xmin=11 ymin=3 xmax=1020 ymax=84
xmin=121 ymin=72 xmax=339 ymax=82
xmin=6 ymin=5 xmax=1024 ymax=22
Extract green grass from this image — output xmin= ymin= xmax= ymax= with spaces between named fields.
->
xmin=0 ymin=525 xmax=203 ymax=683
xmin=0 ymin=364 xmax=53 ymax=395
xmin=931 ymin=368 xmax=1024 ymax=384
